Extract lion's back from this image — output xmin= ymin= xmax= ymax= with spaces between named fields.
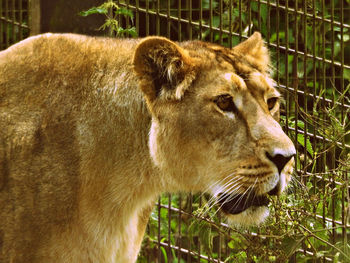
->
xmin=0 ymin=34 xmax=83 ymax=262
xmin=0 ymin=33 xmax=141 ymax=262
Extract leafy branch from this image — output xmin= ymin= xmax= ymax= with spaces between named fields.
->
xmin=79 ymin=0 xmax=137 ymax=38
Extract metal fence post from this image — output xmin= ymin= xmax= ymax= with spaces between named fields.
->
xmin=29 ymin=0 xmax=40 ymax=35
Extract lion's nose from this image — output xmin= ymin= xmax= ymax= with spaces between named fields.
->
xmin=265 ymin=152 xmax=294 ymax=174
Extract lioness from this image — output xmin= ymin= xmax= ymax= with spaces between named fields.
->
xmin=0 ymin=32 xmax=295 ymax=262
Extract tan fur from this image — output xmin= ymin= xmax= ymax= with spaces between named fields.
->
xmin=0 ymin=32 xmax=295 ymax=262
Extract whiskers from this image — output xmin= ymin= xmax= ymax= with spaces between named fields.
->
xmin=288 ymin=172 xmax=309 ymax=196
xmin=195 ymin=173 xmax=252 ymax=219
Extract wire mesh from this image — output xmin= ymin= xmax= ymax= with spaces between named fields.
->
xmin=0 ymin=0 xmax=29 ymax=50
xmin=113 ymin=1 xmax=349 ymax=262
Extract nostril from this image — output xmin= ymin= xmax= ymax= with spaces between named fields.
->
xmin=266 ymin=152 xmax=294 ymax=174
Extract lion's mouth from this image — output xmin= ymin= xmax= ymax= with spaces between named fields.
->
xmin=218 ymin=183 xmax=280 ymax=215
xmin=218 ymin=193 xmax=270 ymax=214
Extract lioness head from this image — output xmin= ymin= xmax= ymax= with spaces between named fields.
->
xmin=133 ymin=32 xmax=295 ymax=226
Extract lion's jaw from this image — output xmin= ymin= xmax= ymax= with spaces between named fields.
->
xmin=210 ymin=155 xmax=295 ymax=226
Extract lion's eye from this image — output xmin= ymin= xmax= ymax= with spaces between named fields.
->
xmin=215 ymin=95 xmax=237 ymax=113
xmin=267 ymin=97 xmax=278 ymax=111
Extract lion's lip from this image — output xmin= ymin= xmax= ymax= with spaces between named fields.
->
xmin=218 ymin=193 xmax=270 ymax=215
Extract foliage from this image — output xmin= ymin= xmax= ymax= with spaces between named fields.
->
xmin=79 ymin=0 xmax=137 ymax=37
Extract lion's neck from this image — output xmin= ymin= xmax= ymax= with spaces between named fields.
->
xmin=67 ymin=69 xmax=163 ymax=262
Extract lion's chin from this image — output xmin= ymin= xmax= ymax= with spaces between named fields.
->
xmin=225 ymin=206 xmax=270 ymax=226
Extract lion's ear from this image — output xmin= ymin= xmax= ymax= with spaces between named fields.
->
xmin=232 ymin=32 xmax=270 ymax=72
xmin=133 ymin=37 xmax=196 ymax=103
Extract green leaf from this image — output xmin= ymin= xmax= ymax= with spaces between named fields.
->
xmin=337 ymin=34 xmax=350 ymax=41
xmin=212 ymin=16 xmax=220 ymax=28
xmin=228 ymin=240 xmax=235 ymax=249
xmin=250 ymin=2 xmax=268 ymax=24
xmin=198 ymin=224 xmax=212 ymax=254
xmin=101 ymin=1 xmax=119 ymax=10
xmin=296 ymin=120 xmax=305 ymax=130
xmin=115 ymin=8 xmax=134 ymax=20
xmin=79 ymin=7 xmax=108 ymax=17
xmin=116 ymin=27 xmax=138 ymax=37
xmin=202 ymin=0 xmax=218 ymax=9
xmin=297 ymin=134 xmax=314 ymax=156
xmin=270 ymin=32 xmax=284 ymax=43
xmin=160 ymin=245 xmax=168 ymax=263
xmin=343 ymin=68 xmax=350 ymax=80
xmin=160 ymin=207 xmax=168 ymax=221
xmin=99 ymin=18 xmax=119 ymax=32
